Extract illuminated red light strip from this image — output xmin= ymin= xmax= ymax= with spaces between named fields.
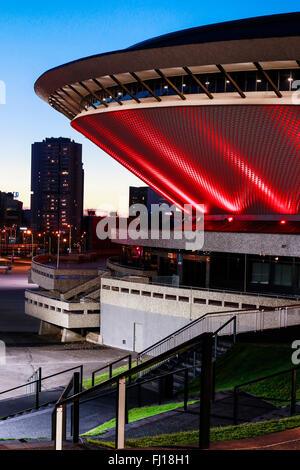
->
xmin=72 ymin=104 xmax=299 ymax=216
xmin=255 ymin=106 xmax=300 ymax=213
xmin=197 ymin=114 xmax=294 ymax=214
xmin=119 ymin=113 xmax=240 ymax=213
xmin=71 ymin=118 xmax=189 ymax=213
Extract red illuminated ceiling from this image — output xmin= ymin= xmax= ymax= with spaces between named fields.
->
xmin=72 ymin=105 xmax=300 ymax=215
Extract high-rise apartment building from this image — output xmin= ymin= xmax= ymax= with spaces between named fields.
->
xmin=31 ymin=137 xmax=83 ymax=237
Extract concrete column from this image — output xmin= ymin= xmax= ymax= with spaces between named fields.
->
xmin=61 ymin=328 xmax=85 ymax=343
xmin=117 ymin=376 xmax=126 ymax=449
xmin=39 ymin=320 xmax=61 ymax=337
xmin=55 ymin=405 xmax=66 ymax=451
xmin=205 ymin=256 xmax=210 ymax=289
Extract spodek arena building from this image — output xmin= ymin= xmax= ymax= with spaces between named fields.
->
xmin=34 ymin=12 xmax=300 ymax=321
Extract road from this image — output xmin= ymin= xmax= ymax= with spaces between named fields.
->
xmin=0 ymin=260 xmax=39 ymax=333
xmin=0 ymin=259 xmax=135 ymax=401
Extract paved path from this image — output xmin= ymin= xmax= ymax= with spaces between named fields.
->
xmin=0 ymin=260 xmax=39 ymax=333
xmin=210 ymin=427 xmax=300 ymax=450
xmin=89 ymin=391 xmax=277 ymax=443
xmin=0 ymin=440 xmax=85 ymax=450
xmin=3 ymin=427 xmax=300 ymax=450
xmin=0 ymin=339 xmax=135 ymax=398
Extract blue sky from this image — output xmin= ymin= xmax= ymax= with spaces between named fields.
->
xmin=0 ymin=1 xmax=297 ymax=210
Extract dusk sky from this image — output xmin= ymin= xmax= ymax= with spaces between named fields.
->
xmin=0 ymin=1 xmax=296 ymax=212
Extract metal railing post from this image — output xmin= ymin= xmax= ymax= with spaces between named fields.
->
xmin=115 ymin=376 xmax=126 ymax=450
xmin=109 ymin=363 xmax=113 ymax=379
xmin=233 ymin=387 xmax=239 ymax=425
xmin=128 ymin=355 xmax=132 ymax=384
xmin=72 ymin=372 xmax=80 ymax=443
xmin=158 ymin=377 xmax=163 ymax=405
xmin=38 ymin=367 xmax=42 ymax=392
xmin=233 ymin=316 xmax=237 ymax=343
xmin=199 ymin=333 xmax=213 ymax=450
xmin=212 ymin=360 xmax=216 ymax=402
xmin=51 ymin=409 xmax=56 ymax=441
xmin=184 ymin=368 xmax=188 ymax=411
xmin=35 ymin=378 xmax=39 ymax=410
xmin=291 ymin=369 xmax=297 ymax=416
xmin=79 ymin=365 xmax=83 ymax=392
xmin=92 ymin=371 xmax=95 ymax=387
xmin=138 ymin=383 xmax=142 ymax=408
xmin=214 ymin=335 xmax=217 ymax=361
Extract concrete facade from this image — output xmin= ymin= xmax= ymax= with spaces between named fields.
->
xmin=30 ymin=260 xmax=100 ymax=292
xmin=25 ymin=290 xmax=100 ymax=330
xmin=112 ymin=230 xmax=300 ymax=258
xmin=100 ymin=277 xmax=296 ymax=351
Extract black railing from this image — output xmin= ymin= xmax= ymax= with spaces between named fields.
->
xmin=26 ymin=367 xmax=42 ymax=394
xmin=0 ymin=364 xmax=83 ymax=419
xmin=51 ymin=371 xmax=81 ymax=448
xmin=91 ymin=354 xmax=132 ymax=387
xmin=212 ymin=316 xmax=237 ymax=401
xmin=233 ymin=365 xmax=300 ymax=425
xmin=137 ymin=309 xmax=239 ymax=363
xmin=52 ymin=332 xmax=213 ymax=450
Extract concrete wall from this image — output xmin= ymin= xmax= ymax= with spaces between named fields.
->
xmin=100 ymin=278 xmax=296 ymax=351
xmin=30 ymin=260 xmax=99 ymax=291
xmin=106 ymin=258 xmax=156 ymax=277
xmin=112 ymin=230 xmax=300 ymax=257
xmin=101 ymin=304 xmax=188 ymax=351
xmin=25 ymin=290 xmax=100 ymax=329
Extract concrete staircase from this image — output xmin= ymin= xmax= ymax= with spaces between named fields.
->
xmin=60 ymin=276 xmax=100 ymax=301
xmin=136 ymin=338 xmax=233 ymax=396
xmin=0 ymin=387 xmax=65 ymax=420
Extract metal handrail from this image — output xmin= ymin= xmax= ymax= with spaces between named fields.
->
xmin=91 ymin=354 xmax=132 ymax=387
xmin=235 ymin=364 xmax=300 ymax=389
xmin=26 ymin=367 xmax=42 ymax=394
xmin=52 ymin=371 xmax=81 ymax=446
xmin=213 ymin=316 xmax=237 ymax=337
xmin=56 ymin=334 xmax=206 ymax=407
xmin=137 ymin=309 xmax=241 ymax=362
xmin=137 ymin=302 xmax=300 ymax=363
xmin=233 ymin=364 xmax=300 ymax=424
xmin=52 ymin=332 xmax=213 ymax=450
xmin=0 ymin=364 xmax=83 ymax=419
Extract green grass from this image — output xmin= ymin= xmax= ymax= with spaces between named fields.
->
xmin=83 ymin=363 xmax=137 ymax=389
xmin=84 ymin=342 xmax=298 ymax=445
xmin=82 ymin=400 xmax=197 ymax=436
xmin=188 ymin=342 xmax=296 ymax=405
xmin=86 ymin=413 xmax=300 ymax=449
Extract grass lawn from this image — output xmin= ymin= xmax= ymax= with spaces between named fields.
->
xmin=81 ymin=400 xmax=198 ymax=436
xmin=188 ymin=342 xmax=297 ymax=405
xmin=86 ymin=413 xmax=300 ymax=449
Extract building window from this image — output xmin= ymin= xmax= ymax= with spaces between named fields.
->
xmin=251 ymin=262 xmax=270 ymax=284
xmin=274 ymin=263 xmax=292 ymax=287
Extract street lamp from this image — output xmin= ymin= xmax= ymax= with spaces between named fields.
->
xmin=81 ymin=232 xmax=87 ymax=253
xmin=25 ymin=230 xmax=34 ymax=259
xmin=67 ymin=224 xmax=72 ymax=254
xmin=56 ymin=232 xmax=61 ymax=269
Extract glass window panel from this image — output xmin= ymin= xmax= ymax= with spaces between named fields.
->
xmin=279 ymin=70 xmax=292 ymax=91
xmin=251 ymin=262 xmax=270 ymax=284
xmin=274 ymin=263 xmax=292 ymax=287
xmin=245 ymin=71 xmax=256 ymax=91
